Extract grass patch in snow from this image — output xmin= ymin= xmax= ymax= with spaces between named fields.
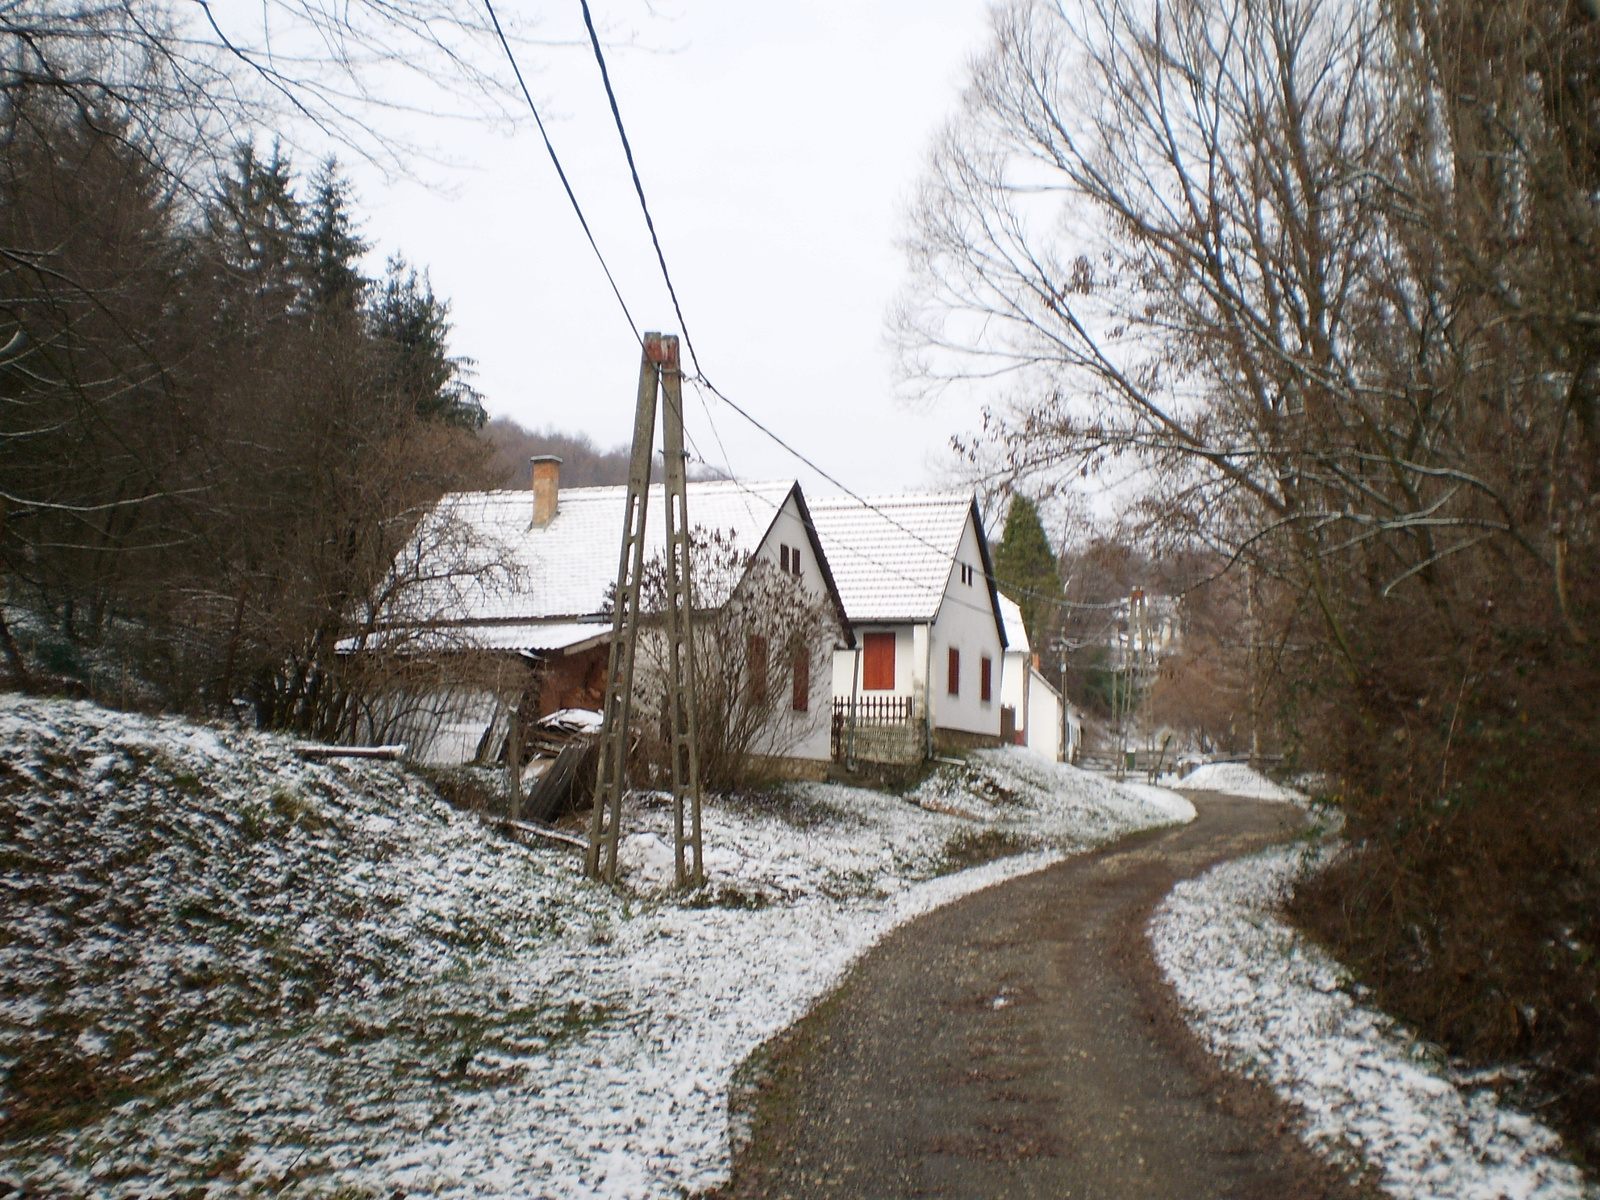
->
xmin=937 ymin=827 xmax=1031 ymax=874
xmin=0 ymin=695 xmax=596 ymax=1145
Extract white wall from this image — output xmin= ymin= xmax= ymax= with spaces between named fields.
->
xmin=928 ymin=513 xmax=1004 ymax=737
xmin=1026 ymin=669 xmax=1064 ymax=761
xmin=749 ymin=490 xmax=848 ymax=762
xmin=831 ymin=623 xmax=919 ymax=698
xmin=1001 ymin=647 xmax=1029 ymax=739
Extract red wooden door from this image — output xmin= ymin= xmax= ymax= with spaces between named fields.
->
xmin=862 ymin=632 xmax=895 ymax=691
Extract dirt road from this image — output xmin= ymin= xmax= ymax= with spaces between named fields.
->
xmin=721 ymin=792 xmax=1372 ymax=1200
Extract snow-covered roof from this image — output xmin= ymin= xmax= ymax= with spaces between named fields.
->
xmin=373 ymin=479 xmax=851 ymax=644
xmin=998 ymin=594 xmax=1030 ymax=655
xmin=806 ymin=492 xmax=976 ymax=623
xmin=337 ymin=620 xmax=611 ymax=656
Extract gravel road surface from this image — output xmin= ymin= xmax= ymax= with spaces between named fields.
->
xmin=721 ymin=791 xmax=1374 ymax=1200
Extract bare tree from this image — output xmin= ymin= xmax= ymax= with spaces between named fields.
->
xmin=631 ymin=531 xmax=839 ymax=793
xmin=0 ymin=0 xmax=549 ymax=181
xmin=902 ymin=0 xmax=1600 ymax=1148
xmin=901 ymin=0 xmax=1421 ymax=656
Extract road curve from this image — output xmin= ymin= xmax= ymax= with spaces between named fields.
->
xmin=719 ymin=792 xmax=1373 ymax=1200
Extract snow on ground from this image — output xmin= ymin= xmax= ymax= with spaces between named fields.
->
xmin=1151 ymin=846 xmax=1595 ymax=1200
xmin=0 ymin=698 xmax=1186 ymax=1198
xmin=1107 ymin=780 xmax=1197 ymax=824
xmin=1178 ymin=760 xmax=1306 ymax=802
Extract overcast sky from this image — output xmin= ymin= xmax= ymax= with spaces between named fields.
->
xmin=343 ymin=0 xmax=999 ymax=498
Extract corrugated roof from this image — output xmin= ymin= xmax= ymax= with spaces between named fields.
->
xmin=806 ymin=492 xmax=973 ymax=622
xmin=380 ymin=479 xmax=798 ymax=627
xmin=337 ymin=620 xmax=610 ymax=656
xmin=998 ymin=594 xmax=1030 ymax=654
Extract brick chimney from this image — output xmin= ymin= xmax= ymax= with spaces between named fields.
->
xmin=531 ymin=455 xmax=562 ymax=527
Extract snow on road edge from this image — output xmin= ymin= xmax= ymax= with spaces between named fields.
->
xmin=1150 ymin=846 xmax=1595 ymax=1200
xmin=1178 ymin=761 xmax=1305 ymax=803
xmin=1112 ymin=780 xmax=1197 ymax=823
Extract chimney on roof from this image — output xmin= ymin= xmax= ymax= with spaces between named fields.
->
xmin=531 ymin=455 xmax=562 ymax=527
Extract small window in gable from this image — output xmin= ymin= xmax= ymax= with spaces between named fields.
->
xmin=791 ymin=546 xmax=802 ymax=576
xmin=959 ymin=562 xmax=975 ymax=586
xmin=780 ymin=544 xmax=790 ymax=573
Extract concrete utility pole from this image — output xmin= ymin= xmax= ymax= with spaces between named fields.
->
xmin=1115 ymin=588 xmax=1149 ymax=780
xmin=658 ymin=340 xmax=704 ymax=888
xmin=586 ymin=333 xmax=703 ymax=885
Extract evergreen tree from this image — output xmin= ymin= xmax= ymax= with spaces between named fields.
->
xmin=208 ymin=144 xmax=303 ymax=309
xmin=992 ymin=494 xmax=1062 ymax=650
xmin=368 ymin=255 xmax=485 ymax=428
xmin=300 ymin=160 xmax=369 ymax=312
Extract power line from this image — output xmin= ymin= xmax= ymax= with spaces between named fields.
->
xmin=572 ymin=3 xmax=1109 ymax=618
xmin=578 ymin=0 xmax=699 ymax=372
xmin=482 ymin=0 xmax=641 ymax=345
xmin=562 ymin=2 xmax=1116 ymax=621
xmin=686 ymin=377 xmax=1120 ymax=615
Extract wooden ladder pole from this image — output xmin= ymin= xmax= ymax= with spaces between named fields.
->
xmin=586 ymin=332 xmax=665 ymax=881
xmin=659 ymin=338 xmax=704 ymax=888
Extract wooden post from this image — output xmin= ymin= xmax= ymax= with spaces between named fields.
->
xmin=586 ymin=334 xmax=665 ymax=881
xmin=846 ymin=646 xmax=860 ymax=772
xmin=507 ymin=697 xmax=522 ymax=822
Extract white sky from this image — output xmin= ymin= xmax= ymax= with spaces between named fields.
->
xmin=342 ymin=0 xmax=999 ymax=497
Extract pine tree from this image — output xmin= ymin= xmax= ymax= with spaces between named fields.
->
xmin=368 ymin=255 xmax=485 ymax=428
xmin=300 ymin=160 xmax=368 ymax=312
xmin=208 ymin=144 xmax=303 ymax=309
xmin=992 ymin=494 xmax=1062 ymax=650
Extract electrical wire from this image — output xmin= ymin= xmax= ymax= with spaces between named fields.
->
xmin=560 ymin=0 xmax=1119 ymax=622
xmin=575 ymin=2 xmax=1117 ymax=618
xmin=688 ymin=377 xmax=1123 ymax=615
xmin=482 ymin=0 xmax=642 ymax=345
xmin=578 ymin=0 xmax=697 ymax=369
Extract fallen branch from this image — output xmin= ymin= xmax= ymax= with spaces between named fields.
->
xmin=487 ymin=815 xmax=588 ymax=852
xmin=295 ymin=744 xmax=408 ymax=761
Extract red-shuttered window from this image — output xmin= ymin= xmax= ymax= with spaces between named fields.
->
xmin=980 ymin=656 xmax=993 ymax=702
xmin=948 ymin=647 xmax=961 ymax=696
xmin=792 ymin=645 xmax=810 ymax=711
xmin=862 ymin=632 xmax=895 ymax=690
xmin=747 ymin=635 xmax=768 ymax=704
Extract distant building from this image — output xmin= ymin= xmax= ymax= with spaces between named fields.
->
xmin=996 ymin=594 xmax=1080 ymax=762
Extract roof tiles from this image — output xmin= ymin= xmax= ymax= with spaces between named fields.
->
xmin=380 ymin=479 xmax=797 ymax=626
xmin=806 ymin=492 xmax=974 ymax=623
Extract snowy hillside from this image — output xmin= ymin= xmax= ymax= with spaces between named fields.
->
xmin=0 ymin=697 xmax=1187 ymax=1199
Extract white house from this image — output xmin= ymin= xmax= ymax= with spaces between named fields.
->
xmin=350 ymin=463 xmax=853 ymax=775
xmin=996 ymin=593 xmax=1080 ymax=762
xmin=808 ymin=492 xmax=1008 ymax=760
